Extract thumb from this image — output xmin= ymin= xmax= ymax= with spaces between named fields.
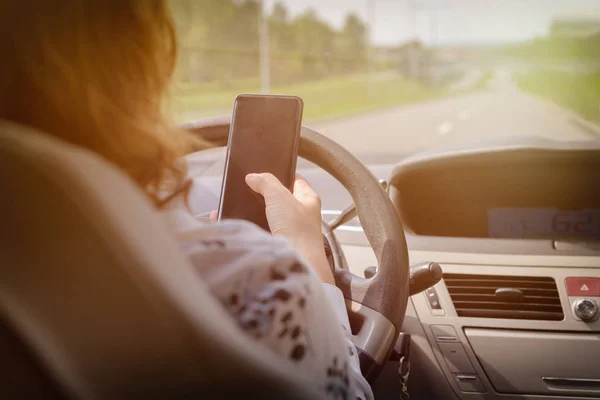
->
xmin=293 ymin=174 xmax=317 ymax=198
xmin=245 ymin=173 xmax=287 ymax=199
xmin=293 ymin=175 xmax=320 ymax=209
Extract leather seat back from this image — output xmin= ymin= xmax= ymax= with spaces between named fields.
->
xmin=0 ymin=120 xmax=321 ymax=399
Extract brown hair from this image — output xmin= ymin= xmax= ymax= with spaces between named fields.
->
xmin=0 ymin=0 xmax=209 ymax=206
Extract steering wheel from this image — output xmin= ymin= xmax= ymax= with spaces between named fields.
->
xmin=182 ymin=116 xmax=410 ymax=380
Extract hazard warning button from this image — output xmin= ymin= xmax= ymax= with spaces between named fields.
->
xmin=565 ymin=277 xmax=600 ymax=296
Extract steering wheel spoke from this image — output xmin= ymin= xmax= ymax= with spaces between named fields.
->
xmin=328 ymin=179 xmax=389 ymax=231
xmin=347 ymin=299 xmax=397 ymax=380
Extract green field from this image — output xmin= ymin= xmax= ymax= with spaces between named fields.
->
xmin=167 ymin=74 xmax=444 ymax=123
xmin=515 ymin=70 xmax=600 ymax=124
xmin=472 ymin=70 xmax=493 ymax=91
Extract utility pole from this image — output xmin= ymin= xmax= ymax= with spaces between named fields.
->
xmin=258 ymin=0 xmax=271 ymax=94
xmin=430 ymin=8 xmax=438 ymax=45
xmin=408 ymin=0 xmax=417 ymax=40
xmin=407 ymin=0 xmax=419 ymax=80
xmin=367 ymin=0 xmax=376 ymax=99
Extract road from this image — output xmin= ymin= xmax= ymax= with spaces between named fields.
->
xmin=447 ymin=68 xmax=483 ymax=92
xmin=308 ymin=71 xmax=593 ymax=158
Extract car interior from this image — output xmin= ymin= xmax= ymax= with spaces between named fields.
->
xmin=183 ymin=118 xmax=600 ymax=400
xmin=2 ymin=0 xmax=600 ymax=399
xmin=2 ymin=112 xmax=599 ymax=399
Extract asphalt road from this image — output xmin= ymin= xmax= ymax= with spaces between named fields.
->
xmin=308 ymin=71 xmax=592 ymax=158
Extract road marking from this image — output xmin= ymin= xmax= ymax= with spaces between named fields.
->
xmin=438 ymin=121 xmax=453 ymax=135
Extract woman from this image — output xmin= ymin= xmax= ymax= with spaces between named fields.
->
xmin=0 ymin=1 xmax=373 ymax=399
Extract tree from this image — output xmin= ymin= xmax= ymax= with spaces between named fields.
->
xmin=169 ymin=0 xmax=370 ymax=85
xmin=335 ymin=13 xmax=368 ymax=73
xmin=268 ymin=2 xmax=297 ymax=84
xmin=290 ymin=9 xmax=336 ymax=79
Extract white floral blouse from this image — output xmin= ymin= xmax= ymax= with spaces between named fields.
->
xmin=163 ymin=206 xmax=374 ymax=400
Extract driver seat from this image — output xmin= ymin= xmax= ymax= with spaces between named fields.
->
xmin=0 ymin=120 xmax=324 ymax=400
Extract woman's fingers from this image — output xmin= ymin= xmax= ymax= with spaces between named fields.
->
xmin=293 ymin=174 xmax=321 ymax=210
xmin=209 ymin=210 xmax=218 ymax=223
xmin=293 ymin=174 xmax=312 ymax=194
xmin=243 ymin=172 xmax=331 ymax=284
xmin=245 ymin=173 xmax=321 ymax=212
xmin=245 ymin=173 xmax=288 ymax=199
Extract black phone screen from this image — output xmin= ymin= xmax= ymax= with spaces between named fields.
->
xmin=218 ymin=94 xmax=303 ymax=231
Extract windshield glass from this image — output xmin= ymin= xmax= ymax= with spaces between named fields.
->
xmin=169 ymin=0 xmax=599 ymax=160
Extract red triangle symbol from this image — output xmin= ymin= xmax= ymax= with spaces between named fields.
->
xmin=580 ymin=284 xmax=590 ymax=291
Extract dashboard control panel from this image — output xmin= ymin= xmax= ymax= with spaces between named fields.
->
xmin=565 ymin=277 xmax=600 ymax=296
xmin=430 ymin=325 xmax=485 ymax=393
xmin=566 ymin=277 xmax=600 ymax=322
xmin=424 ymin=287 xmax=444 ymax=316
xmin=573 ymin=298 xmax=599 ymax=321
xmin=407 ymin=262 xmax=600 ymax=399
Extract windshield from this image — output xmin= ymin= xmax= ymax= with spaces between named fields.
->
xmin=169 ymin=0 xmax=599 ymax=160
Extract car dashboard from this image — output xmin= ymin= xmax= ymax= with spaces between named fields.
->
xmin=342 ymin=138 xmax=600 ymax=400
xmin=184 ymin=137 xmax=600 ymax=400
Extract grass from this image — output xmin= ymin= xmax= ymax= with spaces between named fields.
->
xmin=472 ymin=70 xmax=493 ymax=91
xmin=167 ymin=74 xmax=444 ymax=123
xmin=515 ymin=70 xmax=600 ymax=124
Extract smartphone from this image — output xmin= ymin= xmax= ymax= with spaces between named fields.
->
xmin=218 ymin=94 xmax=304 ymax=231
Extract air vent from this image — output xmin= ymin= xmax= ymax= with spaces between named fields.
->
xmin=444 ymin=274 xmax=564 ymax=321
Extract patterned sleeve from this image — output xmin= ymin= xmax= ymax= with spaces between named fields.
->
xmin=174 ymin=217 xmax=374 ymax=400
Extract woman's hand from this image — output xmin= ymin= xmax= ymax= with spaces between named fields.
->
xmin=244 ymin=173 xmax=334 ymax=285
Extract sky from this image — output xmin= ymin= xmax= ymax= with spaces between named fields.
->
xmin=263 ymin=0 xmax=600 ymax=46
